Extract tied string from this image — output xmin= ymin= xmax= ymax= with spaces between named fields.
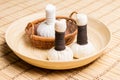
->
xmin=77 ymin=25 xmax=88 ymax=45
xmin=55 ymin=31 xmax=65 ymax=51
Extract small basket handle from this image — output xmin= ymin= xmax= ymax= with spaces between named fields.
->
xmin=25 ymin=22 xmax=34 ymax=36
xmin=67 ymin=11 xmax=78 ymax=24
xmin=69 ymin=11 xmax=78 ymax=18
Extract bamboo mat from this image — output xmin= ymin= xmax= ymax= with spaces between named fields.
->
xmin=0 ymin=0 xmax=120 ymax=80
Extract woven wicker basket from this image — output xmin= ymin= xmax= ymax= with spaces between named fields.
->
xmin=25 ymin=16 xmax=77 ymax=49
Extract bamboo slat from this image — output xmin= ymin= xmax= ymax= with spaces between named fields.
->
xmin=0 ymin=0 xmax=120 ymax=79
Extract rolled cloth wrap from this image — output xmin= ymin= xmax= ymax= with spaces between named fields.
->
xmin=55 ymin=31 xmax=65 ymax=51
xmin=77 ymin=25 xmax=88 ymax=45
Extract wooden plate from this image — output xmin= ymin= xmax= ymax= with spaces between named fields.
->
xmin=5 ymin=13 xmax=111 ymax=70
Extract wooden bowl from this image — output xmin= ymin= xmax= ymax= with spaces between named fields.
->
xmin=25 ymin=16 xmax=77 ymax=49
xmin=5 ymin=13 xmax=111 ymax=70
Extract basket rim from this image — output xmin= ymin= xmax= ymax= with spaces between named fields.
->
xmin=26 ymin=16 xmax=77 ymax=41
xmin=31 ymin=29 xmax=77 ymax=41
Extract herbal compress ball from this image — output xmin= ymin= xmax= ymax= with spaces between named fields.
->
xmin=70 ymin=13 xmax=95 ymax=58
xmin=37 ymin=4 xmax=56 ymax=37
xmin=48 ymin=19 xmax=73 ymax=61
